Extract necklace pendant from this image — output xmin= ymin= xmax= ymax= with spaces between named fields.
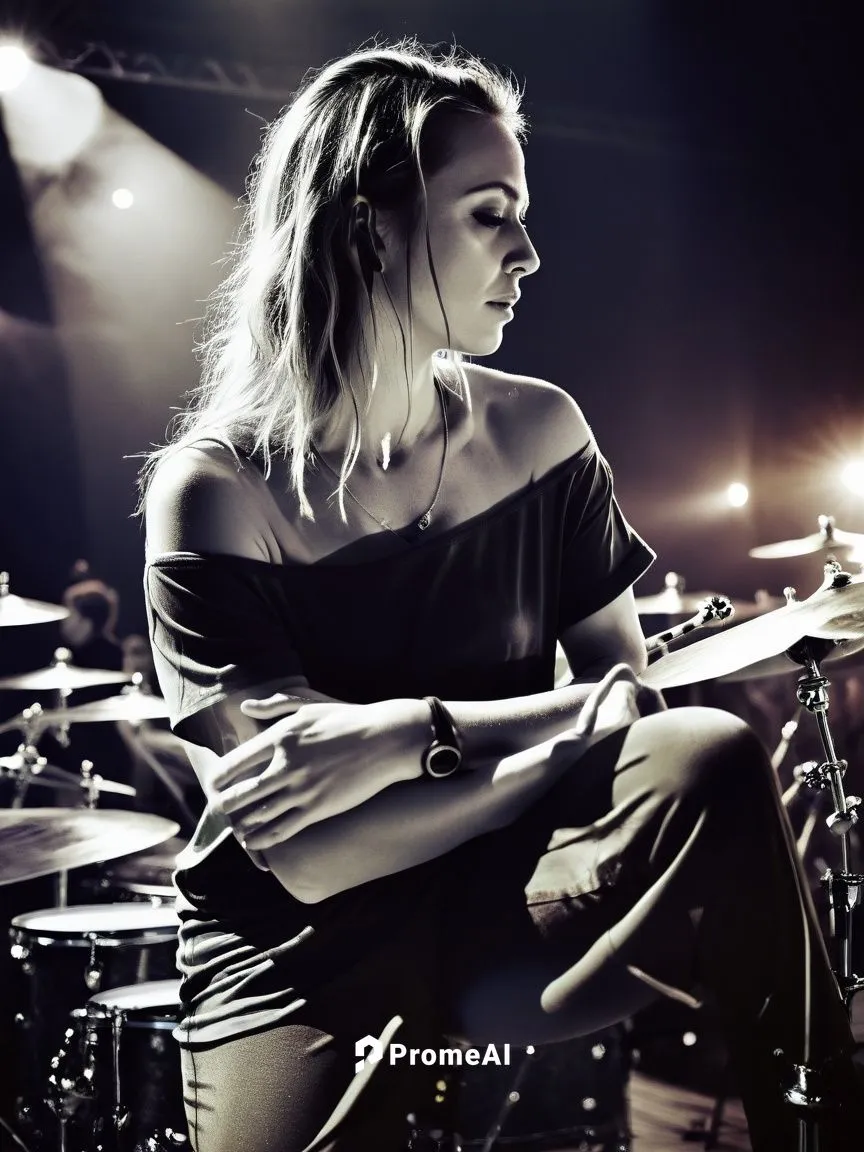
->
xmin=416 ymin=512 xmax=431 ymax=531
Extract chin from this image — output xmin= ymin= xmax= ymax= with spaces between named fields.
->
xmin=454 ymin=331 xmax=505 ymax=357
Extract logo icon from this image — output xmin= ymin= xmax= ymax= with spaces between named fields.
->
xmin=354 ymin=1034 xmax=384 ymax=1073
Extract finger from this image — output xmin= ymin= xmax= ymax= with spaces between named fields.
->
xmin=242 ymin=807 xmax=310 ymax=850
xmin=213 ymin=724 xmax=295 ymax=787
xmin=240 ymin=694 xmax=304 ymax=719
xmin=219 ymin=769 xmax=295 ymax=815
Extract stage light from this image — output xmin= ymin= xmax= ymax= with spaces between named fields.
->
xmin=0 ymin=44 xmax=32 ymax=92
xmin=841 ymin=461 xmax=864 ymax=497
xmin=682 ymin=1031 xmax=698 ymax=1047
xmin=111 ymin=188 xmax=134 ymax=210
xmin=726 ymin=482 xmax=749 ymax=508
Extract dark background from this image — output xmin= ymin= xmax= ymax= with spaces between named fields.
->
xmin=1 ymin=0 xmax=862 ymax=639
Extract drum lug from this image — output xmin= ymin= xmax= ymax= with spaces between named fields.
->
xmin=10 ymin=934 xmax=33 ymax=973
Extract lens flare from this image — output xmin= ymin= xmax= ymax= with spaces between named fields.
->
xmin=841 ymin=461 xmax=864 ymax=497
xmin=726 ymin=482 xmax=749 ymax=508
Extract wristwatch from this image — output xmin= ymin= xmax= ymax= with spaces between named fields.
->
xmin=421 ymin=696 xmax=463 ymax=778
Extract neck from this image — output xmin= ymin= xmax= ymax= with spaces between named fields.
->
xmin=317 ymin=356 xmax=444 ymax=468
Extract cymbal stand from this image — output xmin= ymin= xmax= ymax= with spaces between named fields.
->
xmin=786 ymin=632 xmax=864 ymax=1003
xmin=776 ymin=616 xmax=864 ymax=1151
xmin=2 ymin=705 xmax=49 ymax=809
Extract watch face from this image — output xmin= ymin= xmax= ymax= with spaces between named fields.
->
xmin=426 ymin=743 xmax=461 ymax=778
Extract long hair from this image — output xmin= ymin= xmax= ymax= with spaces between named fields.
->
xmin=138 ymin=38 xmax=526 ymax=519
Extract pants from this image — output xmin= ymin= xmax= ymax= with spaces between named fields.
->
xmin=180 ymin=707 xmax=862 ymax=1152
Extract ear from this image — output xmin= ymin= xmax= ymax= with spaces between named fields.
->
xmin=348 ymin=195 xmax=384 ymax=291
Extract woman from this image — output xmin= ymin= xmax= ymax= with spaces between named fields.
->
xmin=141 ymin=41 xmax=861 ymax=1152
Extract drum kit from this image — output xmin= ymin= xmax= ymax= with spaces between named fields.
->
xmin=0 ymin=574 xmax=187 ymax=1152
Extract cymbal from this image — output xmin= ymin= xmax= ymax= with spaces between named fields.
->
xmin=749 ymin=515 xmax=864 ymax=559
xmin=642 ymin=573 xmax=864 ymax=690
xmin=0 ymin=663 xmax=130 ymax=692
xmin=0 ymin=809 xmax=179 ymax=886
xmin=36 ymin=691 xmax=170 ymax=725
xmin=0 ymin=592 xmax=69 ymax=628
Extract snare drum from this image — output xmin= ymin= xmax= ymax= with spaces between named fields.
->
xmin=63 ymin=980 xmax=186 ymax=1152
xmin=9 ymin=903 xmax=179 ymax=1146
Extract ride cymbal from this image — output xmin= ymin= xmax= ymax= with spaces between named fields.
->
xmin=0 ymin=809 xmax=179 ymax=886
xmin=642 ymin=572 xmax=864 ymax=689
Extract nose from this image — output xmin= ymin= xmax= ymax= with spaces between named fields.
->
xmin=504 ymin=225 xmax=540 ymax=278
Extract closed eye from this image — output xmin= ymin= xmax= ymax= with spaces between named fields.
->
xmin=474 ymin=211 xmax=529 ymax=229
xmin=474 ymin=211 xmax=506 ymax=228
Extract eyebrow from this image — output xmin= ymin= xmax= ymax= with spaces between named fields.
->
xmin=462 ymin=180 xmax=530 ymax=212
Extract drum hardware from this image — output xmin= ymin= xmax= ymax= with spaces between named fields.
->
xmin=749 ymin=515 xmax=864 ymax=561
xmin=643 ymin=562 xmax=864 ymax=1149
xmin=0 ymin=572 xmax=70 ymax=627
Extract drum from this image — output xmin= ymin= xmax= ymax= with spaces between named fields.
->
xmin=76 ymin=837 xmax=187 ymax=907
xmin=9 ymin=903 xmax=179 ymax=1148
xmin=455 ymin=1025 xmax=632 ymax=1150
xmin=50 ymin=980 xmax=187 ymax=1152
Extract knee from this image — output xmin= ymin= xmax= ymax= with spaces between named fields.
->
xmin=638 ymin=706 xmax=771 ymax=807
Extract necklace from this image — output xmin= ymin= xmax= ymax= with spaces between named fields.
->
xmin=311 ymin=378 xmax=449 ymax=541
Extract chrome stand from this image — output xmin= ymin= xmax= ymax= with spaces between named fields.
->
xmin=776 ymin=563 xmax=864 ymax=1150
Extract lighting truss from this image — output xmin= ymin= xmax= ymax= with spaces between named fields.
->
xmin=34 ymin=35 xmax=303 ymax=101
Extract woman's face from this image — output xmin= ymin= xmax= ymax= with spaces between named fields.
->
xmin=381 ymin=114 xmax=540 ymax=357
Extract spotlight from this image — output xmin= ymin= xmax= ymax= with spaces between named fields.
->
xmin=726 ymin=482 xmax=749 ymax=508
xmin=111 ymin=188 xmax=134 ymax=210
xmin=682 ymin=1031 xmax=698 ymax=1047
xmin=0 ymin=44 xmax=32 ymax=93
xmin=841 ymin=461 xmax=864 ymax=498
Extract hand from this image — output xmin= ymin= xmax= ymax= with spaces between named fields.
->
xmin=210 ymin=695 xmax=426 ymax=851
xmin=574 ymin=664 xmax=666 ymax=747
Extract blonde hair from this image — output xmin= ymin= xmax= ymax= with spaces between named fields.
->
xmin=138 ymin=38 xmax=526 ymax=519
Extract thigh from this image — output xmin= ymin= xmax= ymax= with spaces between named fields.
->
xmin=443 ymin=707 xmax=762 ymax=1045
xmin=181 ymin=1018 xmax=436 ymax=1152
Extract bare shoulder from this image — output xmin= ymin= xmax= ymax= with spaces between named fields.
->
xmin=463 ymin=362 xmax=592 ymax=477
xmin=144 ymin=441 xmax=268 ymax=561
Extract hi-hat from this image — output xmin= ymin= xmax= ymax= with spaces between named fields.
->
xmin=0 ymin=809 xmax=179 ymax=886
xmin=35 ymin=691 xmax=170 ymax=725
xmin=0 ymin=572 xmax=69 ymax=628
xmin=642 ymin=571 xmax=864 ymax=690
xmin=0 ymin=649 xmax=130 ymax=692
xmin=749 ymin=515 xmax=864 ymax=560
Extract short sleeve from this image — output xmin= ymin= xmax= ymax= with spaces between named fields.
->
xmin=144 ymin=554 xmax=305 ymax=735
xmin=557 ymin=442 xmax=655 ymax=630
